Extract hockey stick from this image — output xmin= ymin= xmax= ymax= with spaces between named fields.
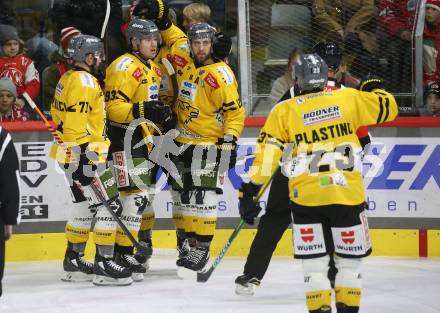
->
xmin=101 ymin=0 xmax=111 ymax=39
xmin=87 ymin=178 xmax=150 ymax=256
xmin=197 ymin=166 xmax=280 ymax=283
xmin=161 ymin=57 xmax=178 ymax=108
xmin=23 ymin=92 xmax=150 ymax=256
xmin=22 ymin=92 xmax=75 ymax=160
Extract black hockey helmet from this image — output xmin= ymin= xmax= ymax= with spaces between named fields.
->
xmin=312 ymin=41 xmax=342 ymax=71
xmin=187 ymin=23 xmax=215 ymax=43
xmin=67 ymin=34 xmax=105 ymax=62
xmin=126 ymin=18 xmax=160 ymax=43
xmin=294 ymin=53 xmax=328 ymax=92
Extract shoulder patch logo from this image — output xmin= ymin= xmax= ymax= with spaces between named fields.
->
xmin=116 ymin=56 xmax=133 ymax=71
xmin=204 ymin=73 xmax=219 ymax=89
xmin=173 ymin=54 xmax=188 ymax=68
xmin=79 ymin=73 xmax=95 ymax=88
xmin=132 ymin=67 xmax=143 ymax=81
xmin=216 ymin=66 xmax=234 ymax=85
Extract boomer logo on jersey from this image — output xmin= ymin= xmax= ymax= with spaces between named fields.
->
xmin=303 ymin=106 xmax=341 ymax=126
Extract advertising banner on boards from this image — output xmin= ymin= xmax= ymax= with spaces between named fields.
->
xmin=16 ymin=137 xmax=440 ymax=222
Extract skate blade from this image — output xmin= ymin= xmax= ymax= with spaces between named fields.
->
xmin=142 ymin=260 xmax=150 ymax=271
xmin=92 ymin=275 xmax=133 ymax=286
xmin=177 ymin=266 xmax=197 ymax=280
xmin=235 ymin=283 xmax=257 ymax=296
xmin=132 ymin=272 xmax=145 ymax=282
xmin=61 ymin=271 xmax=93 ymax=282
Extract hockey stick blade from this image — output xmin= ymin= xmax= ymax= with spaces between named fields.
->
xmin=196 ymin=167 xmax=279 ymax=283
xmin=197 ymin=220 xmax=244 ymax=283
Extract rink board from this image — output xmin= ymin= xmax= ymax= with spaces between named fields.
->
xmin=4 ymin=120 xmax=440 ymax=261
xmin=5 ymin=228 xmax=440 ymax=261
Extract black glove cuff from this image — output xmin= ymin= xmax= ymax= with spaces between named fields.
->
xmin=241 ymin=181 xmax=262 ymax=197
xmin=132 ymin=104 xmax=142 ymax=119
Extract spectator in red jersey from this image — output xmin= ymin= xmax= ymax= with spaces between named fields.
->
xmin=423 ymin=0 xmax=440 ymax=85
xmin=0 ymin=24 xmax=40 ymax=110
xmin=0 ymin=77 xmax=30 ymax=122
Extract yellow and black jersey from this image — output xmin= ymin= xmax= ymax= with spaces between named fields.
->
xmin=105 ymin=52 xmax=162 ymax=139
xmin=105 ymin=52 xmax=162 ymax=123
xmin=49 ymin=68 xmax=106 ymax=162
xmin=250 ymin=88 xmax=398 ymax=206
xmin=160 ymin=24 xmax=245 ymax=144
xmin=154 ymin=45 xmax=175 ymax=107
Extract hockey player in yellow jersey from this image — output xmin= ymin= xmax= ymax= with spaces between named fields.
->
xmin=134 ymin=0 xmax=245 ymax=272
xmin=50 ymin=34 xmax=133 ymax=286
xmin=105 ymin=18 xmax=173 ymax=279
xmin=239 ymin=54 xmax=398 ymax=313
xmin=166 ymin=23 xmax=244 ymax=272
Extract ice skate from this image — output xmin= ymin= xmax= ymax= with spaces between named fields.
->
xmin=115 ymin=253 xmax=147 ymax=282
xmin=93 ymin=254 xmax=133 ymax=286
xmin=184 ymin=246 xmax=209 ymax=271
xmin=61 ymin=249 xmax=94 ymax=282
xmin=234 ymin=274 xmax=261 ymax=296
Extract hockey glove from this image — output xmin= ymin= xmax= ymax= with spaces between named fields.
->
xmin=73 ymin=144 xmax=99 ymax=186
xmin=161 ymin=111 xmax=177 ymax=133
xmin=238 ymin=181 xmax=263 ymax=225
xmin=359 ymin=74 xmax=384 ymax=92
xmin=216 ymin=135 xmax=238 ymax=170
xmin=133 ymin=0 xmax=171 ymax=30
xmin=133 ymin=100 xmax=172 ymax=124
xmin=213 ymin=32 xmax=232 ymax=60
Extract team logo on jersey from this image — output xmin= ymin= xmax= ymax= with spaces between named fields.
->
xmin=204 ymin=73 xmax=219 ymax=89
xmin=303 ymin=106 xmax=341 ymax=126
xmin=1 ymin=67 xmax=24 ymax=87
xmin=173 ymin=54 xmax=188 ymax=68
xmin=132 ymin=67 xmax=143 ymax=81
xmin=300 ymin=228 xmax=314 ymax=242
xmin=296 ymin=96 xmax=305 ymax=105
xmin=177 ymin=100 xmax=200 ymax=125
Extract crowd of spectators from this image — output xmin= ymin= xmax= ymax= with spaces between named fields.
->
xmin=0 ymin=0 xmax=438 ymax=119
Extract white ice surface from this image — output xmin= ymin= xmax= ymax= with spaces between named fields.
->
xmin=1 ymin=253 xmax=439 ymax=313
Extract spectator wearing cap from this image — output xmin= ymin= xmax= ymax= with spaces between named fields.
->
xmin=423 ymin=0 xmax=440 ymax=85
xmin=0 ymin=24 xmax=40 ymax=110
xmin=42 ymin=27 xmax=81 ymax=111
xmin=0 ymin=77 xmax=30 ymax=121
xmin=421 ymin=82 xmax=440 ymax=116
